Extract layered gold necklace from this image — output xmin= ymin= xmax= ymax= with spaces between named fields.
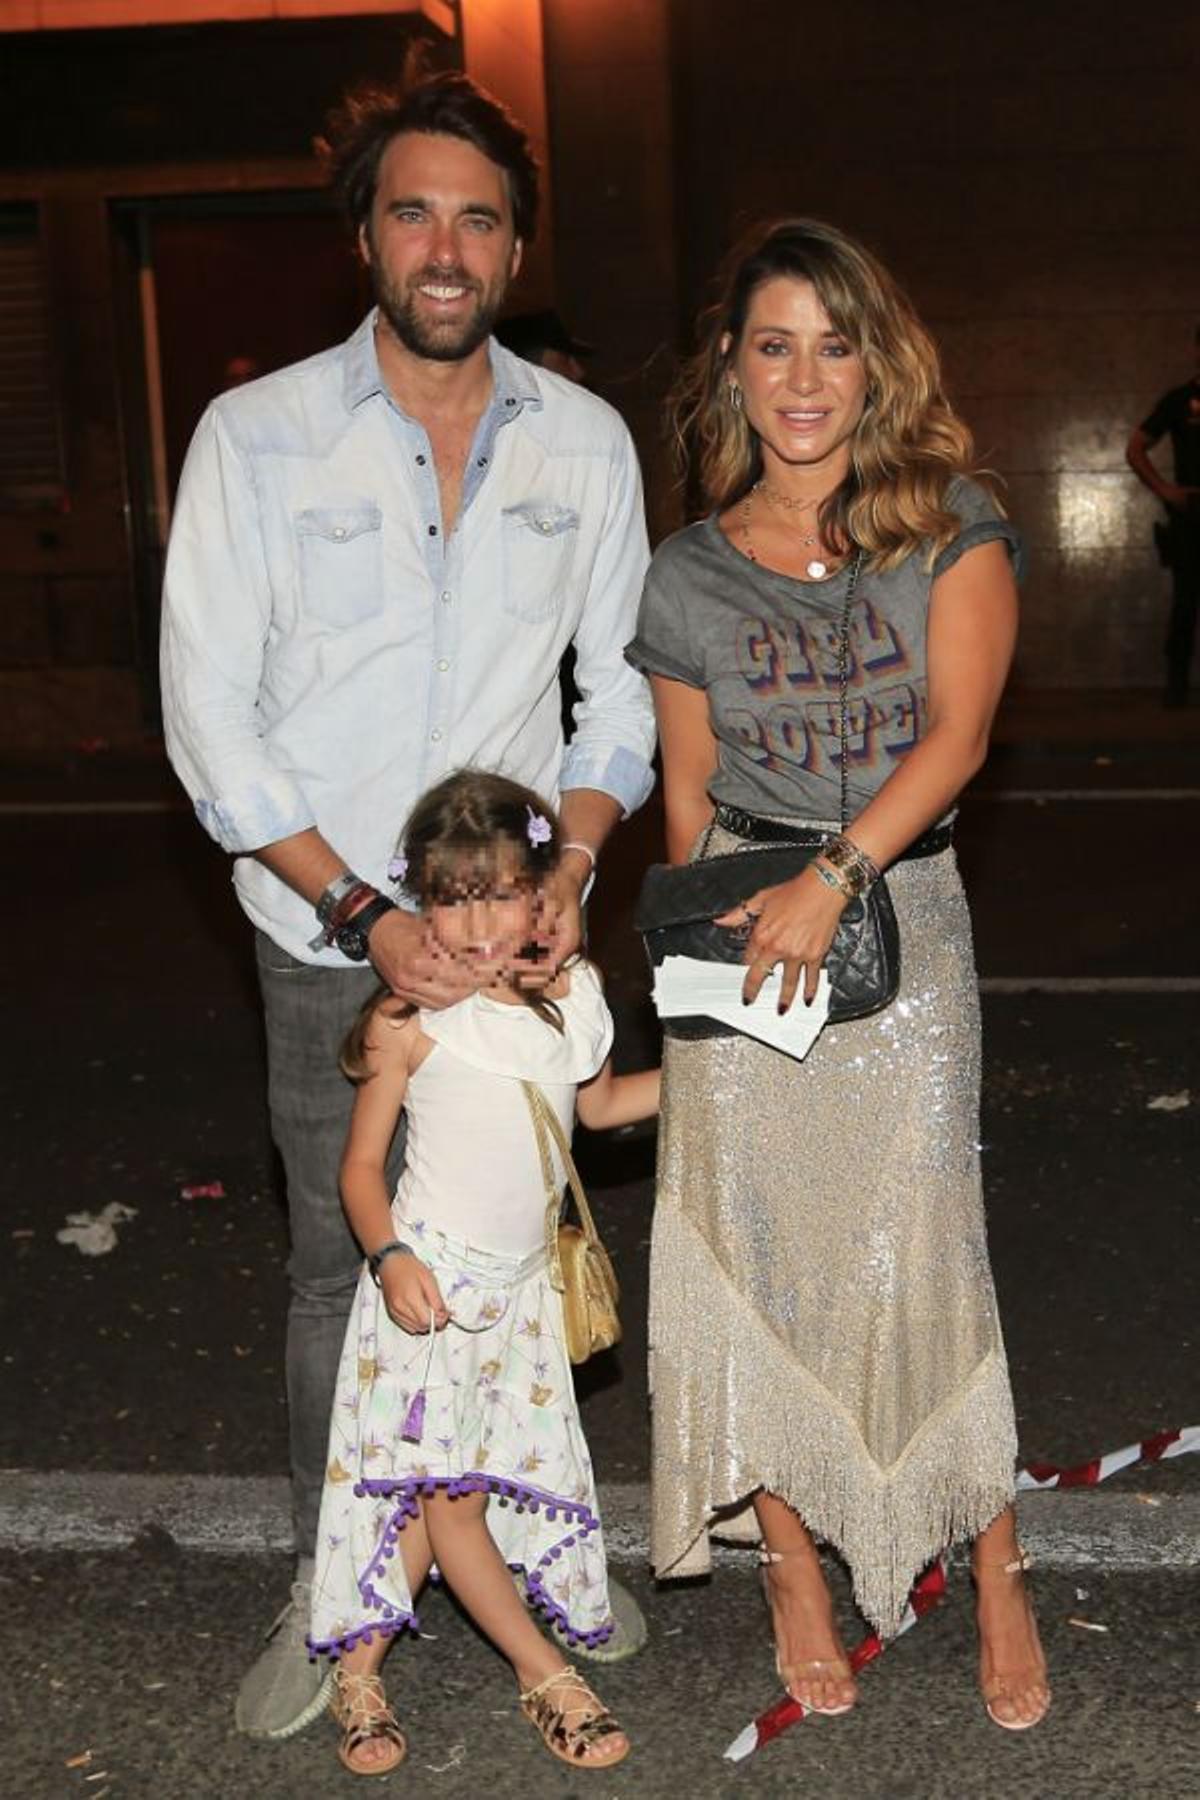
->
xmin=739 ymin=479 xmax=836 ymax=580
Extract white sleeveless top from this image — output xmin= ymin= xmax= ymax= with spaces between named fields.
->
xmin=394 ymin=961 xmax=614 ymax=1256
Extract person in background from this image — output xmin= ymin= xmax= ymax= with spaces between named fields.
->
xmin=160 ymin=71 xmax=655 ymax=1744
xmin=1127 ymin=325 xmax=1200 ymax=707
xmin=495 ymin=307 xmax=593 ymax=385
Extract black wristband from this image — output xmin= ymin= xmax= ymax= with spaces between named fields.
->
xmin=333 ymin=894 xmax=396 ymax=962
xmin=368 ymin=1239 xmax=414 ymax=1286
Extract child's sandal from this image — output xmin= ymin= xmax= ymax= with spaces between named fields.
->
xmin=331 ymin=1668 xmax=407 ymax=1777
xmin=519 ymin=1665 xmax=630 ymax=1770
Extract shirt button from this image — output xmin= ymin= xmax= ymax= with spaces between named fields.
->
xmin=477 ymin=457 xmax=488 ymax=468
xmin=416 ymin=454 xmax=427 ymax=466
xmin=332 ymin=526 xmax=347 ymax=540
xmin=440 ymin=590 xmax=452 ymax=604
xmin=539 ymin=520 xmax=552 ymax=534
xmin=504 ymin=397 xmax=515 ymax=407
xmin=430 ymin=728 xmax=443 ymax=742
xmin=436 ymin=658 xmax=450 ymax=672
xmin=428 ymin=524 xmax=438 ymax=537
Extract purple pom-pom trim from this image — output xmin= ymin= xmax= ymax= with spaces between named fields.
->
xmin=306 ymin=1468 xmax=615 ymax=1660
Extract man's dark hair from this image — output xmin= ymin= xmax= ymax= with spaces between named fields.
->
xmin=318 ymin=72 xmax=539 ymax=244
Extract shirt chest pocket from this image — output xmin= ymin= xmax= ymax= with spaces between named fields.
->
xmin=295 ymin=503 xmax=383 ymax=626
xmin=500 ymin=500 xmax=579 ymax=623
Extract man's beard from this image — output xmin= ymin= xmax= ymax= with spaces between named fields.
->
xmin=373 ymin=259 xmax=508 ymax=363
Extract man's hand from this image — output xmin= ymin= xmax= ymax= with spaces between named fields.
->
xmin=502 ymin=850 xmax=589 ymax=989
xmin=544 ymin=852 xmax=589 ymax=967
xmin=366 ymin=908 xmax=477 ymax=1010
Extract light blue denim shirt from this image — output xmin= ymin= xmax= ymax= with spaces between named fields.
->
xmin=161 ymin=312 xmax=656 ymax=963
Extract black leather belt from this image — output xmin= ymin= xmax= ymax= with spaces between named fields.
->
xmin=714 ymin=803 xmax=953 ymax=861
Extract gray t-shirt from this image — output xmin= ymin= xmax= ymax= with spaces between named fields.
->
xmin=626 ymin=476 xmax=1021 ymax=821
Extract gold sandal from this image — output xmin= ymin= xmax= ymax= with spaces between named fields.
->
xmin=759 ymin=1548 xmax=857 ymax=1716
xmin=331 ymin=1668 xmax=408 ymax=1777
xmin=518 ymin=1664 xmax=630 ymax=1769
xmin=975 ymin=1547 xmax=1052 ymax=1732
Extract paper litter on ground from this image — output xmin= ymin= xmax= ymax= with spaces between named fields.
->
xmin=56 ymin=1202 xmax=138 ymax=1257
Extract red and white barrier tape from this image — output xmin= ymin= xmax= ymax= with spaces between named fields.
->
xmin=1015 ymin=1423 xmax=1199 ymax=1491
xmin=724 ymin=1561 xmax=945 ymax=1763
xmin=723 ymin=1423 xmax=1199 ymax=1763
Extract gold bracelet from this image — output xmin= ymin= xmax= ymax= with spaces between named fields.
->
xmin=820 ymin=833 xmax=880 ymax=896
xmin=813 ymin=857 xmax=855 ymax=898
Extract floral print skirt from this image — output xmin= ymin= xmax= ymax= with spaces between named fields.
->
xmin=308 ymin=1218 xmax=614 ymax=1657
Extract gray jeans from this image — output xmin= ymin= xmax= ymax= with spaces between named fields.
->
xmin=255 ymin=932 xmax=407 ymax=1559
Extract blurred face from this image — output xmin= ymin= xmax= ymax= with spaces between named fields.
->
xmin=727 ymin=276 xmax=868 ymax=482
xmin=427 ymin=852 xmax=546 ymax=980
xmin=361 ymin=130 xmax=522 ymax=363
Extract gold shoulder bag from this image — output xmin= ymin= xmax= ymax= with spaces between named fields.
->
xmin=522 ymin=1080 xmax=621 ymax=1365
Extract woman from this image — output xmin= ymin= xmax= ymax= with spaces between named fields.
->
xmin=626 ymin=219 xmax=1050 ymax=1730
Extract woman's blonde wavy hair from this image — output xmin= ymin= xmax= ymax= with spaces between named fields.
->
xmin=673 ymin=217 xmax=994 ymax=570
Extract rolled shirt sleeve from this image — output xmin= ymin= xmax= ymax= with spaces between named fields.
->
xmin=930 ymin=476 xmax=1026 ymax=583
xmin=160 ymin=404 xmax=317 ymax=855
xmin=559 ymin=419 xmax=657 ymax=815
xmin=624 ymin=547 xmax=705 ymax=687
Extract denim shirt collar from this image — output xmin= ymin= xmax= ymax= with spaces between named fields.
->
xmin=341 ymin=309 xmax=541 ymax=421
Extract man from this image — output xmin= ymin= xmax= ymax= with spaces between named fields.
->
xmin=160 ymin=73 xmax=655 ymax=1740
xmin=1126 ymin=326 xmax=1200 ymax=706
xmin=495 ymin=307 xmax=593 ymax=384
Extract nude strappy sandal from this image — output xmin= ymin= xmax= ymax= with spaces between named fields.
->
xmin=759 ymin=1547 xmax=857 ymax=1716
xmin=330 ymin=1667 xmax=407 ymax=1776
xmin=518 ymin=1664 xmax=630 ymax=1769
xmin=974 ymin=1546 xmax=1052 ymax=1731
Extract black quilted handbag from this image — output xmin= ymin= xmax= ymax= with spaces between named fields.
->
xmin=635 ymin=843 xmax=899 ymax=1038
xmin=634 ymin=549 xmax=901 ymax=1040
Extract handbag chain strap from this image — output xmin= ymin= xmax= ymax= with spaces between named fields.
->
xmin=521 ymin=1080 xmax=599 ymax=1295
xmin=835 ymin=549 xmax=865 ymax=831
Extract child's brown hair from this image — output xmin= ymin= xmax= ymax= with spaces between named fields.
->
xmin=340 ymin=769 xmax=564 ymax=1081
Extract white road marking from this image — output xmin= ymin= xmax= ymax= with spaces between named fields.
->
xmin=0 ymin=1470 xmax=1195 ymax=1569
xmin=980 ymin=977 xmax=1200 ymax=994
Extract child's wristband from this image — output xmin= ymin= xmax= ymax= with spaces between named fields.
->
xmin=368 ymin=1240 xmax=414 ymax=1286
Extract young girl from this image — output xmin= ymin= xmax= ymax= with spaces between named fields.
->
xmin=307 ymin=770 xmax=659 ymax=1777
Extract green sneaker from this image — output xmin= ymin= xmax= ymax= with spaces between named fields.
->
xmin=234 ymin=1578 xmax=334 ymax=1740
xmin=558 ymin=1574 xmax=648 ymax=1664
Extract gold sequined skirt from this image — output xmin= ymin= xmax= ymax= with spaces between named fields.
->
xmin=648 ymin=821 xmax=1017 ymax=1637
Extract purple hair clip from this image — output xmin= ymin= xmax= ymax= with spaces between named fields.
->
xmin=387 ymin=854 xmax=408 ymax=884
xmin=525 ymin=807 xmax=552 ymax=849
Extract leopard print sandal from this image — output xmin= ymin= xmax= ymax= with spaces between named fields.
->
xmin=330 ymin=1668 xmax=407 ymax=1777
xmin=518 ymin=1664 xmax=629 ymax=1770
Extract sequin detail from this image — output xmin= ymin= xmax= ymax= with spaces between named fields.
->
xmin=649 ymin=822 xmax=1018 ymax=1637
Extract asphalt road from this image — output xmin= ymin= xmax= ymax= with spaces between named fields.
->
xmin=3 ymin=713 xmax=1199 ymax=1796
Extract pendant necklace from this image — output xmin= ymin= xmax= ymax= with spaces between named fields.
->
xmin=740 ymin=480 xmax=832 ymax=580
